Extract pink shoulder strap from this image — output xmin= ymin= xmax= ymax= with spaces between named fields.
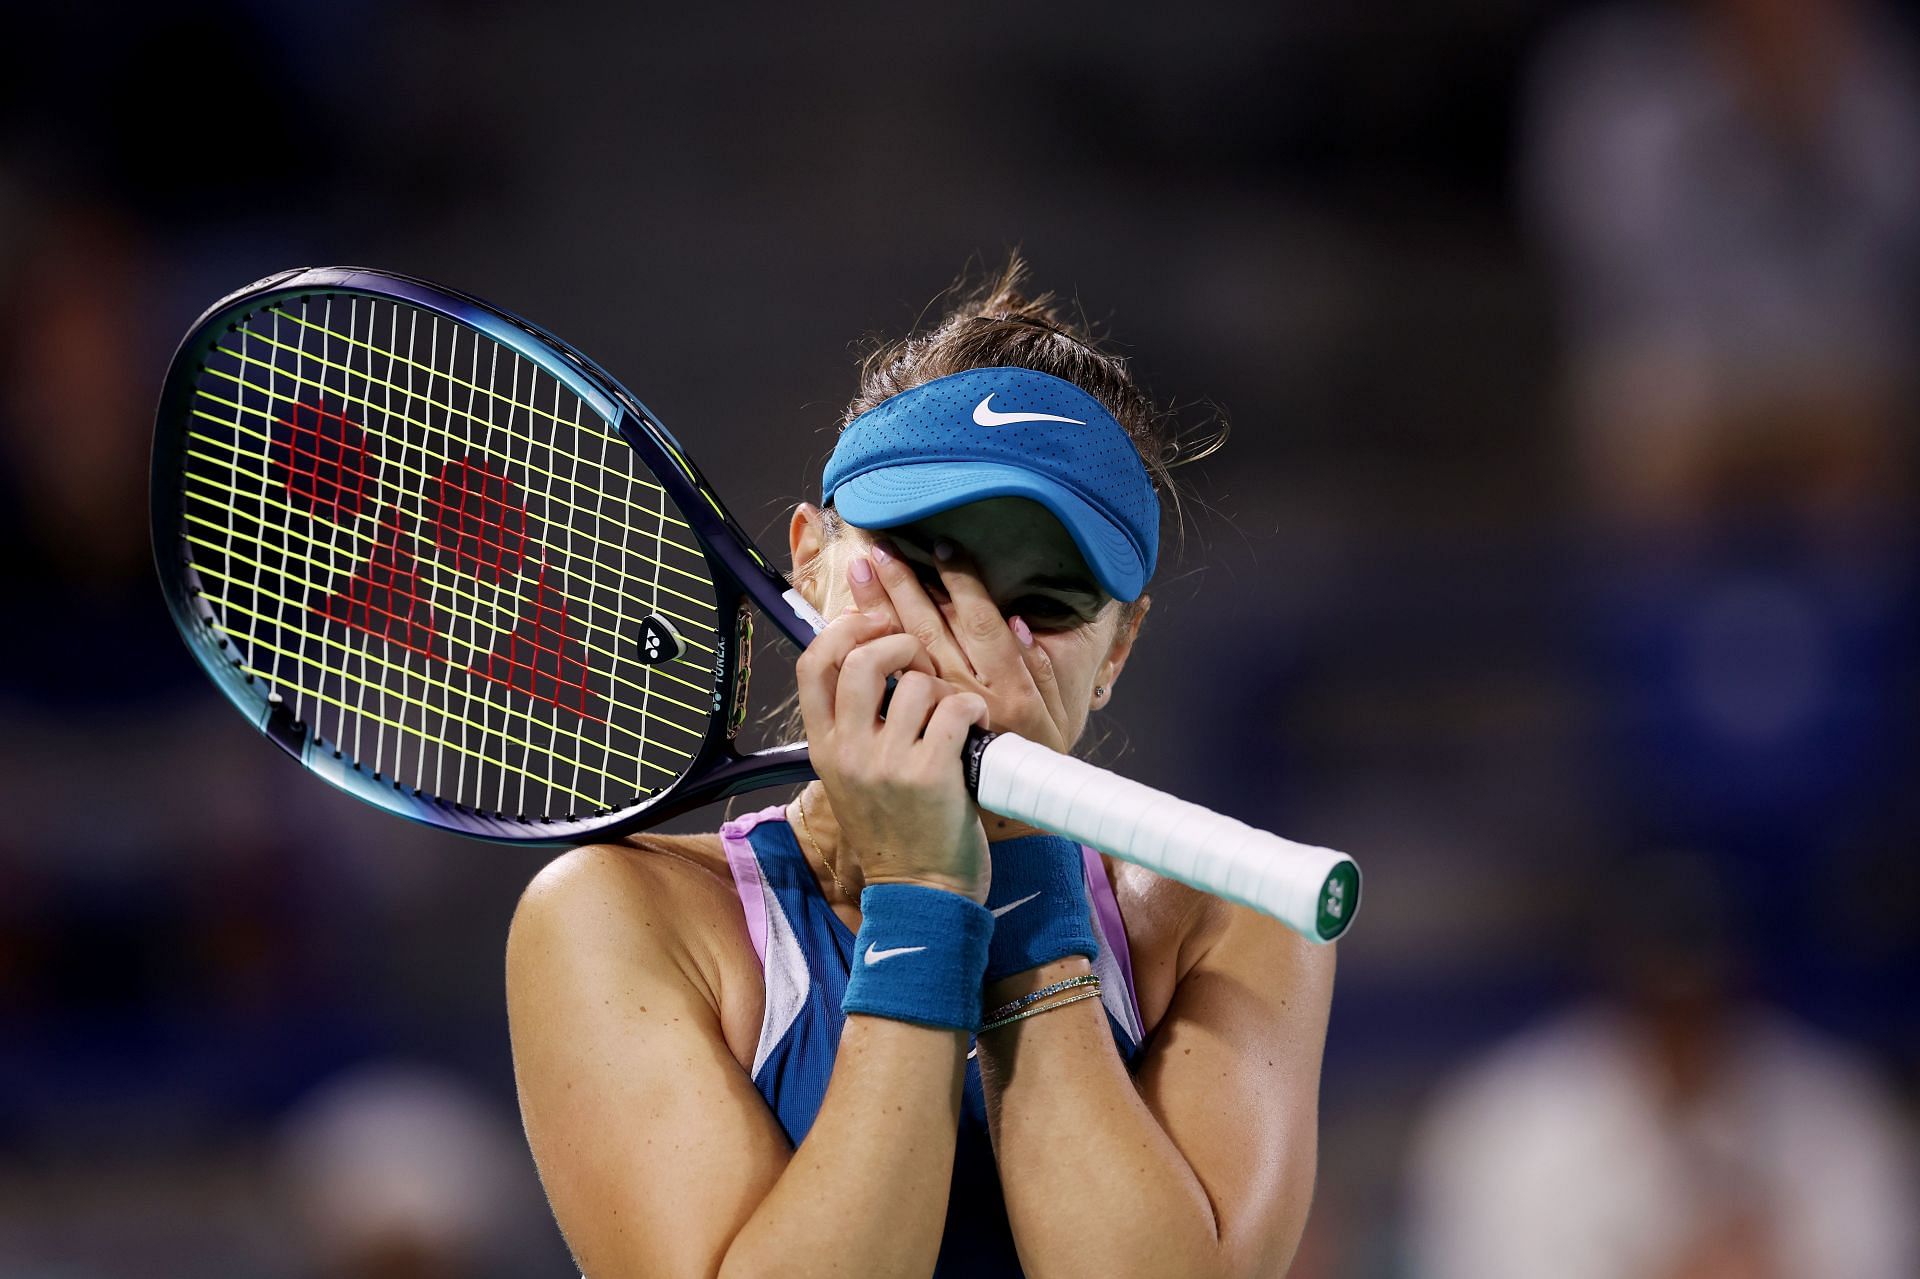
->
xmin=720 ymin=804 xmax=791 ymax=967
xmin=1082 ymin=844 xmax=1145 ymax=1034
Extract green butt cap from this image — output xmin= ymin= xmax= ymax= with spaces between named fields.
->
xmin=1315 ymin=861 xmax=1360 ymax=941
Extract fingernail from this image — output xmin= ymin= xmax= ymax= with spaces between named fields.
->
xmin=849 ymin=555 xmax=873 ymax=584
xmin=869 ymin=541 xmax=893 ymax=566
xmin=1011 ymin=615 xmax=1034 ymax=648
xmin=934 ymin=538 xmax=956 ymax=563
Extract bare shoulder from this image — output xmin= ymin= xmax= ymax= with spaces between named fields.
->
xmin=506 ymin=832 xmax=790 ymax=1276
xmin=509 ymin=831 xmax=756 ymax=1031
xmin=516 ymin=831 xmax=734 ymax=930
xmin=1104 ymin=857 xmax=1333 ymax=1037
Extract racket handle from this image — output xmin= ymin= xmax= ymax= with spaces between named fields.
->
xmin=964 ymin=731 xmax=1360 ymax=943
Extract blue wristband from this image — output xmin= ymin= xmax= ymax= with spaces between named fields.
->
xmin=840 ymin=883 xmax=995 ymax=1032
xmin=982 ymin=835 xmax=1098 ymax=981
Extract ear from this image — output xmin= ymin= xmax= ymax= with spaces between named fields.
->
xmin=788 ymin=502 xmax=832 ymax=610
xmin=1093 ymin=595 xmax=1150 ymax=708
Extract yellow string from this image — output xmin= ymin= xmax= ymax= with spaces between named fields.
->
xmin=183 ymin=526 xmax=712 ymax=730
xmin=196 ymin=576 xmax=695 ymax=776
xmin=191 ymin=371 xmax=717 ymax=605
xmin=180 ymin=445 xmax=717 ymax=673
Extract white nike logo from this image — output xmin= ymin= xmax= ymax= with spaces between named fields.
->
xmin=972 ymin=394 xmax=1086 ymax=428
xmin=991 ymin=892 xmax=1043 ymax=919
xmin=863 ymin=943 xmax=927 ymax=966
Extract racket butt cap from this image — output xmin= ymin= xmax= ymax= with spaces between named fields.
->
xmin=1311 ymin=857 xmax=1361 ymax=942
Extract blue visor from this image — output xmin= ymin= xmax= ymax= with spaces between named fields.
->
xmin=821 ymin=367 xmax=1159 ymax=601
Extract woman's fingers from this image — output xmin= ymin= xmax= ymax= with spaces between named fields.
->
xmin=929 ymin=538 xmax=1027 ymax=691
xmin=927 ymin=537 xmax=1075 ymax=752
xmin=794 ymin=609 xmax=894 ymax=735
xmin=918 ymin=690 xmax=991 ymax=761
xmin=846 ymin=553 xmax=898 ymax=628
xmin=832 ymin=630 xmax=936 ymax=729
xmin=1014 ymin=611 xmax=1072 ymax=736
xmin=876 ymin=669 xmax=945 ymax=753
xmin=868 ymin=539 xmax=977 ymax=680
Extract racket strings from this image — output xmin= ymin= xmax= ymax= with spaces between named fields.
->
xmin=178 ymin=494 xmax=715 ymax=728
xmin=181 ymin=420 xmax=718 ymax=655
xmin=234 ymin=307 xmax=710 ymax=550
xmin=178 ymin=293 xmax=722 ymax=821
xmin=197 ymin=350 xmax=720 ymax=598
xmin=190 ymin=574 xmax=690 ymax=777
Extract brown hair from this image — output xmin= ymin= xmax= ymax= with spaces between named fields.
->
xmin=760 ymin=259 xmax=1222 ymax=759
xmin=817 ymin=255 xmax=1226 ymax=607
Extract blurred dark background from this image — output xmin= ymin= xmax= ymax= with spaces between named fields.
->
xmin=2 ymin=2 xmax=1915 ymax=1276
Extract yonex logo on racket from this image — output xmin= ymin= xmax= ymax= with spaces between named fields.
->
xmin=633 ymin=614 xmax=684 ymax=666
xmin=971 ymin=394 xmax=1085 ymax=428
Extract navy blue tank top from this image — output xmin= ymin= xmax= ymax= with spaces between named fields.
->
xmin=720 ymin=804 xmax=1147 ymax=1277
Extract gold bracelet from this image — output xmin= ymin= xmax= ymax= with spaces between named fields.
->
xmin=978 ymin=987 xmax=1103 ymax=1035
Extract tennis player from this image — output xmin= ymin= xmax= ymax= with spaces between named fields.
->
xmin=506 ymin=265 xmax=1335 ymax=1278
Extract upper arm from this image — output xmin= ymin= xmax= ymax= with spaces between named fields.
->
xmin=506 ymin=845 xmax=791 ymax=1279
xmin=1132 ymin=898 xmax=1336 ymax=1276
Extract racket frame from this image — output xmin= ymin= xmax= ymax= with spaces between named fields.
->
xmin=153 ymin=266 xmax=1362 ymax=944
xmin=152 ymin=266 xmax=820 ymax=843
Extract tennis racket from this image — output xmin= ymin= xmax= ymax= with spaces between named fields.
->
xmin=150 ymin=267 xmax=1360 ymax=942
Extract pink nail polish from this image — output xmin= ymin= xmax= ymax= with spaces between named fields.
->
xmin=1010 ymin=615 xmax=1034 ymax=648
xmin=849 ymin=555 xmax=873 ymax=584
xmin=869 ymin=541 xmax=892 ymax=566
xmin=934 ymin=538 xmax=956 ymax=563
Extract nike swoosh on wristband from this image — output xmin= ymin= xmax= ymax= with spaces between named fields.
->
xmin=991 ymin=891 xmax=1043 ymax=919
xmin=863 ymin=943 xmax=928 ymax=965
xmin=972 ymin=394 xmax=1086 ymax=428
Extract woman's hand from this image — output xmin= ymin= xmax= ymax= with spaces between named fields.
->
xmin=794 ymin=609 xmax=993 ymax=903
xmin=846 ymin=538 xmax=1073 ymax=756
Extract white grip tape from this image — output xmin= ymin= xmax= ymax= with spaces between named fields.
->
xmin=974 ymin=733 xmax=1356 ymax=942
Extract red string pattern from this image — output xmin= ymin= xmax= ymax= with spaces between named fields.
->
xmin=315 ymin=511 xmax=443 ymax=657
xmin=466 ymin=566 xmax=605 ymax=722
xmin=272 ymin=399 xmax=373 ymax=523
xmin=293 ymin=432 xmax=604 ymax=720
xmin=425 ymin=458 xmax=527 ymax=582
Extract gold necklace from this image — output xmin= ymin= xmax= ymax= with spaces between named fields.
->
xmin=795 ymin=787 xmax=848 ymax=899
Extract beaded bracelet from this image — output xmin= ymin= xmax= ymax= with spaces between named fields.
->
xmin=984 ymin=973 xmax=1101 ymax=1025
xmin=978 ymin=987 xmax=1104 ymax=1035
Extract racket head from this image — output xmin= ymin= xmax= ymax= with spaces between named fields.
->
xmin=151 ymin=267 xmax=817 ymax=843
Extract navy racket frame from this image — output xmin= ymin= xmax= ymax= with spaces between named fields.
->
xmin=151 ymin=266 xmax=820 ymax=843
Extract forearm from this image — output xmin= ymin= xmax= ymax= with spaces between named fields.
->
xmin=719 ymin=1014 xmax=966 ymax=1279
xmin=977 ymin=960 xmax=1236 ymax=1279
